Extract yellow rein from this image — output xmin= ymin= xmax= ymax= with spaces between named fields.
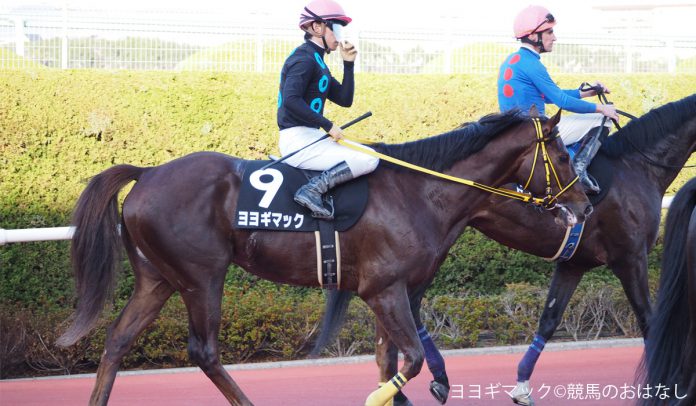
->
xmin=338 ymin=118 xmax=579 ymax=209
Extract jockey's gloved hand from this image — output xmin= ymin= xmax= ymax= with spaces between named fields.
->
xmin=596 ymin=103 xmax=619 ymax=121
xmin=593 ymin=81 xmax=610 ymax=94
xmin=328 ymin=124 xmax=345 ymax=141
xmin=340 ymin=41 xmax=357 ymax=62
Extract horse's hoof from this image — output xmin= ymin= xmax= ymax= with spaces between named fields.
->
xmin=393 ymin=390 xmax=413 ymax=406
xmin=509 ymin=381 xmax=534 ymax=406
xmin=512 ymin=396 xmax=534 ymax=406
xmin=429 ymin=380 xmax=450 ymax=404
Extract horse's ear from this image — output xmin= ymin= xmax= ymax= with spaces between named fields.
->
xmin=529 ymin=105 xmax=539 ymax=117
xmin=549 ymin=109 xmax=563 ymax=129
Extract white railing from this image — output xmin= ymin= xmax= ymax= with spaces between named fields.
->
xmin=1 ymin=8 xmax=695 ymax=74
xmin=0 ymin=197 xmax=676 ymax=245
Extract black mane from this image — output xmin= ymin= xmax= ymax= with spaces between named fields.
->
xmin=373 ymin=110 xmax=529 ymax=172
xmin=602 ymin=94 xmax=696 ymax=157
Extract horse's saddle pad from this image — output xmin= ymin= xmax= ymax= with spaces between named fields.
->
xmin=234 ymin=160 xmax=368 ymax=232
xmin=586 ymin=151 xmax=614 ymax=205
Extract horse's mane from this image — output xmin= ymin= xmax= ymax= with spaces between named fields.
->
xmin=602 ymin=93 xmax=696 ymax=157
xmin=372 ymin=110 xmax=528 ymax=172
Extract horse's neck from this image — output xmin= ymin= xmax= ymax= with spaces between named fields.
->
xmin=441 ymin=146 xmax=521 ymax=221
xmin=638 ymin=126 xmax=696 ymax=193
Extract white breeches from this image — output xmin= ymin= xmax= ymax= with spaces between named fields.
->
xmin=279 ymin=126 xmax=379 ymax=177
xmin=557 ymin=113 xmax=612 ymax=145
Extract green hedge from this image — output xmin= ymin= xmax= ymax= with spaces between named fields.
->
xmin=1 ymin=70 xmax=695 ymax=378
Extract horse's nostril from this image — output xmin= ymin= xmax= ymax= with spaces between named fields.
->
xmin=584 ymin=205 xmax=594 ymax=217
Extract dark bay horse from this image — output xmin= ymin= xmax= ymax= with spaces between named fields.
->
xmin=318 ymin=94 xmax=696 ymax=405
xmin=640 ymin=176 xmax=696 ymax=406
xmin=56 ymin=110 xmax=590 ymax=406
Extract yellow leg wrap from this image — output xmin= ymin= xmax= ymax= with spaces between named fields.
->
xmin=365 ymin=373 xmax=408 ymax=406
xmin=377 ymin=383 xmax=393 ymax=406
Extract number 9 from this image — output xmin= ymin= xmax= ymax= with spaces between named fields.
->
xmin=249 ymin=168 xmax=284 ymax=208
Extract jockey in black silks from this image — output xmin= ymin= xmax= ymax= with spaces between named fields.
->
xmin=277 ymin=0 xmax=378 ymax=220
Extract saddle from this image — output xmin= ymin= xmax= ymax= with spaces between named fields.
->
xmin=235 ymin=160 xmax=369 ymax=289
xmin=234 ymin=160 xmax=369 ymax=232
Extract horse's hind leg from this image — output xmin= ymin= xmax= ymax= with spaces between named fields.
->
xmin=90 ymin=253 xmax=174 ymax=406
xmin=408 ymin=285 xmax=449 ymax=404
xmin=180 ymin=272 xmax=252 ymax=406
xmin=363 ymin=283 xmax=424 ymax=406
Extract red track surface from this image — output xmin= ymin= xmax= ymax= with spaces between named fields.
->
xmin=1 ymin=345 xmax=643 ymax=405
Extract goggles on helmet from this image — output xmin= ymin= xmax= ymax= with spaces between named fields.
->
xmin=531 ymin=13 xmax=555 ymax=35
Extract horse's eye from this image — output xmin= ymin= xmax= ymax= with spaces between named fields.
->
xmin=559 ymin=153 xmax=570 ymax=163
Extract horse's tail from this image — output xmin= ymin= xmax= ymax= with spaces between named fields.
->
xmin=639 ymin=177 xmax=696 ymax=404
xmin=56 ymin=164 xmax=146 ymax=347
xmin=309 ymin=289 xmax=355 ymax=357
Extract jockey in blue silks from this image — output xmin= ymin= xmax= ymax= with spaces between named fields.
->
xmin=498 ymin=5 xmax=620 ymax=195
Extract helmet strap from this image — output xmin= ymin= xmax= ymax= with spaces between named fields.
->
xmin=520 ymin=33 xmax=547 ymax=53
xmin=322 ymin=36 xmax=331 ymax=54
xmin=302 ymin=7 xmax=331 ymax=54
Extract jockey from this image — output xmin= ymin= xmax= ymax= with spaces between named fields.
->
xmin=277 ymin=0 xmax=379 ymax=219
xmin=498 ymin=5 xmax=619 ymax=194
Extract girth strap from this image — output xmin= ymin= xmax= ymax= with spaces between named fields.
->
xmin=315 ymin=220 xmax=340 ymax=289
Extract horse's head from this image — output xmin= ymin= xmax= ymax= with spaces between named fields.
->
xmin=511 ymin=110 xmax=593 ymax=227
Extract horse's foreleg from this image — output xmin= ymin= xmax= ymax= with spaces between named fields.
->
xmin=90 ymin=260 xmax=174 ymax=406
xmin=375 ymin=323 xmax=412 ymax=406
xmin=510 ymin=263 xmax=584 ymax=406
xmin=363 ymin=283 xmax=423 ymax=406
xmin=181 ymin=273 xmax=252 ymax=406
xmin=610 ymin=255 xmax=652 ymax=338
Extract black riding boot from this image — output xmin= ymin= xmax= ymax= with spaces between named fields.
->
xmin=294 ymin=161 xmax=354 ymax=220
xmin=573 ymin=126 xmax=607 ymax=195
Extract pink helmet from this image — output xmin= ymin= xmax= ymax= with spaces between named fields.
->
xmin=513 ymin=5 xmax=556 ymax=38
xmin=299 ymin=0 xmax=352 ymax=29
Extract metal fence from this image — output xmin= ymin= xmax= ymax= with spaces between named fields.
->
xmin=1 ymin=7 xmax=696 ymax=74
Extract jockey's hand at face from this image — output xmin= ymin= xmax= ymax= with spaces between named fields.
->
xmin=339 ymin=41 xmax=357 ymax=62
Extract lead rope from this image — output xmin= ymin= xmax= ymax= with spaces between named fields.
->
xmin=338 ymin=118 xmax=578 ymax=209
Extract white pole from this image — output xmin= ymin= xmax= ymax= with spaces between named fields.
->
xmin=0 ymin=197 xmax=676 ymax=246
xmin=0 ymin=227 xmax=75 ymax=245
xmin=14 ymin=17 xmax=24 ymax=57
xmin=62 ymin=1 xmax=68 ymax=69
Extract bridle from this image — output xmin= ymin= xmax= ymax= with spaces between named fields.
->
xmin=520 ymin=117 xmax=579 ymax=210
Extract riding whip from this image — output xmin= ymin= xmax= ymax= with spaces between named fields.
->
xmin=261 ymin=111 xmax=372 ymax=170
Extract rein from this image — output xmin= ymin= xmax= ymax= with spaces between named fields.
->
xmin=580 ymin=83 xmax=695 ymax=169
xmin=339 ymin=118 xmax=578 ymax=210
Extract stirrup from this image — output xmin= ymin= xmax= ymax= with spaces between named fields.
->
xmin=294 ymin=195 xmax=333 ymax=220
xmin=315 ymin=196 xmax=335 ymax=219
xmin=580 ymin=174 xmax=601 ymax=195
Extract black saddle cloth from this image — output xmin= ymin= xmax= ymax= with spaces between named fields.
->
xmin=587 ymin=151 xmax=614 ymax=206
xmin=235 ymin=160 xmax=368 ymax=232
